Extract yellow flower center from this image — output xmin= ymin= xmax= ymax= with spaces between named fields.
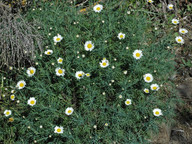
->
xmin=148 ymin=0 xmax=152 ymax=2
xmin=58 ymin=59 xmax=63 ymax=63
xmin=6 ymin=111 xmax=10 ymax=115
xmin=56 ymin=38 xmax=61 ymax=41
xmin=11 ymin=95 xmax=15 ymax=99
xmin=174 ymin=21 xmax=177 ymax=24
xmin=178 ymin=39 xmax=181 ymax=42
xmin=86 ymin=74 xmax=90 ymax=77
xmin=136 ymin=53 xmax=140 ymax=57
xmin=47 ymin=51 xmax=51 ymax=55
xmin=169 ymin=6 xmax=173 ymax=9
xmin=68 ymin=110 xmax=72 ymax=113
xmin=8 ymin=117 xmax=14 ymax=122
xmin=126 ymin=101 xmax=130 ymax=105
xmin=102 ymin=62 xmax=107 ymax=66
xmin=146 ymin=77 xmax=151 ymax=81
xmin=87 ymin=43 xmax=92 ymax=49
xmin=153 ymin=86 xmax=157 ymax=90
xmin=155 ymin=111 xmax=160 ymax=115
xmin=96 ymin=7 xmax=101 ymax=11
xmin=58 ymin=69 xmax=63 ymax=74
xmin=30 ymin=69 xmax=34 ymax=74
xmin=120 ymin=35 xmax=124 ymax=38
xmin=57 ymin=128 xmax=61 ymax=133
xmin=30 ymin=100 xmax=35 ymax=105
xmin=145 ymin=90 xmax=149 ymax=93
xmin=19 ymin=83 xmax=24 ymax=87
xmin=78 ymin=73 xmax=83 ymax=77
xmin=181 ymin=30 xmax=185 ymax=33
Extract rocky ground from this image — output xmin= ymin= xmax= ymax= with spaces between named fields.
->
xmin=151 ymin=49 xmax=192 ymax=144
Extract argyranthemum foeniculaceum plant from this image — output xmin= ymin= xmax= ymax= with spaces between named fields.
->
xmin=0 ymin=1 xmax=178 ymax=143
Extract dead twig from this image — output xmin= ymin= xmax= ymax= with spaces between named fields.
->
xmin=159 ymin=0 xmax=167 ymax=21
xmin=0 ymin=5 xmax=43 ymax=68
xmin=75 ymin=0 xmax=89 ymax=7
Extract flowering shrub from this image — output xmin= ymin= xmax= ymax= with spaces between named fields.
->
xmin=0 ymin=1 xmax=179 ymax=143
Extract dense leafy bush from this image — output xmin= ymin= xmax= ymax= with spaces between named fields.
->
xmin=0 ymin=1 xmax=178 ymax=143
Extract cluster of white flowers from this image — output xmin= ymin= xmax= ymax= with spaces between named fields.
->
xmin=54 ymin=107 xmax=74 ymax=134
xmin=171 ymin=18 xmax=187 ymax=44
xmin=5 ymin=37 xmax=75 ymax=129
xmin=143 ymin=73 xmax=160 ymax=91
xmin=170 ymin=12 xmax=188 ymax=44
xmin=145 ymin=0 xmax=190 ymax=117
xmin=3 ymin=3 xmax=170 ymax=135
xmin=142 ymin=73 xmax=162 ymax=116
xmin=146 ymin=1 xmax=188 ymax=45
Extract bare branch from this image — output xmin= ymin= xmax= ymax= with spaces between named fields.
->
xmin=0 ymin=6 xmax=43 ymax=68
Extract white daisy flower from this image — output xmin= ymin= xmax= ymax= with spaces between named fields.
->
xmin=85 ymin=73 xmax=91 ymax=77
xmin=153 ymin=108 xmax=163 ymax=116
xmin=119 ymin=95 xmax=123 ymax=98
xmin=55 ymin=68 xmax=65 ymax=76
xmin=16 ymin=80 xmax=26 ymax=89
xmin=93 ymin=4 xmax=103 ymax=13
xmin=123 ymin=70 xmax=127 ymax=74
xmin=117 ymin=32 xmax=125 ymax=40
xmin=172 ymin=18 xmax=179 ymax=25
xmin=105 ymin=123 xmax=109 ymax=126
xmin=11 ymin=90 xmax=15 ymax=93
xmin=147 ymin=0 xmax=153 ymax=3
xmin=10 ymin=94 xmax=15 ymax=100
xmin=26 ymin=67 xmax=36 ymax=77
xmin=150 ymin=84 xmax=160 ymax=91
xmin=84 ymin=41 xmax=94 ymax=51
xmin=4 ymin=110 xmax=12 ymax=117
xmin=27 ymin=97 xmax=36 ymax=106
xmin=75 ymin=71 xmax=85 ymax=79
xmin=44 ymin=50 xmax=53 ymax=55
xmin=143 ymin=73 xmax=153 ymax=83
xmin=143 ymin=88 xmax=149 ymax=93
xmin=100 ymin=58 xmax=109 ymax=68
xmin=125 ymin=99 xmax=132 ymax=105
xmin=175 ymin=36 xmax=184 ymax=44
xmin=133 ymin=50 xmax=143 ymax=60
xmin=57 ymin=57 xmax=63 ymax=64
xmin=144 ymin=88 xmax=149 ymax=93
xmin=53 ymin=34 xmax=63 ymax=43
xmin=179 ymin=28 xmax=188 ymax=34
xmin=65 ymin=107 xmax=74 ymax=115
xmin=54 ymin=126 xmax=63 ymax=134
xmin=167 ymin=4 xmax=173 ymax=10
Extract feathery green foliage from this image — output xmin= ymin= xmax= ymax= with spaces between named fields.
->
xmin=0 ymin=1 xmax=179 ymax=143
